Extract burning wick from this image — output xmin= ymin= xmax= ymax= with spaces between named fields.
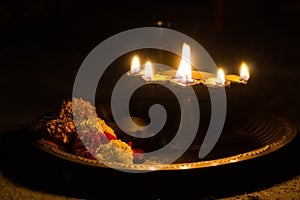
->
xmin=225 ymin=61 xmax=250 ymax=84
xmin=142 ymin=61 xmax=153 ymax=81
xmin=239 ymin=62 xmax=250 ymax=82
xmin=217 ymin=68 xmax=226 ymax=85
xmin=205 ymin=68 xmax=227 ymax=87
xmin=128 ymin=55 xmax=142 ymax=75
xmin=171 ymin=43 xmax=199 ymax=86
xmin=176 ymin=43 xmax=193 ymax=83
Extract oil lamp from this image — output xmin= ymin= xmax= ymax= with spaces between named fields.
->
xmin=169 ymin=43 xmax=201 ymax=86
xmin=203 ymin=68 xmax=230 ymax=87
xmin=225 ymin=61 xmax=250 ymax=84
xmin=142 ymin=61 xmax=168 ymax=82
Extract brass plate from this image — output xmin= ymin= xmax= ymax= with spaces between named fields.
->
xmin=31 ymin=112 xmax=297 ymax=171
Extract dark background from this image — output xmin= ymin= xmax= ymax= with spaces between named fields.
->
xmin=0 ymin=0 xmax=300 ymax=199
xmin=1 ymin=0 xmax=300 ymax=118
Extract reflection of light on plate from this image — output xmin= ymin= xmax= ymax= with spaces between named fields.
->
xmin=118 ymin=116 xmax=148 ymax=132
xmin=116 ymin=116 xmax=158 ymax=138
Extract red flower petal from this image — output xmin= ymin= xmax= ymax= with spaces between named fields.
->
xmin=104 ymin=131 xmax=117 ymax=140
xmin=132 ymin=148 xmax=144 ymax=153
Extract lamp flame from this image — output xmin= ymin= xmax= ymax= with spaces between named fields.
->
xmin=130 ymin=55 xmax=140 ymax=74
xmin=217 ymin=68 xmax=226 ymax=85
xmin=176 ymin=43 xmax=192 ymax=82
xmin=143 ymin=61 xmax=153 ymax=81
xmin=240 ymin=62 xmax=250 ymax=81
